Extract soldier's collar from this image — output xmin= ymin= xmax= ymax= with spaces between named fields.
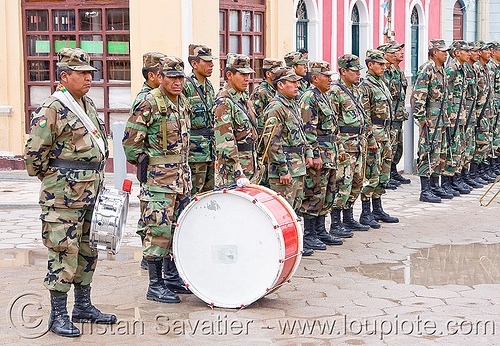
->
xmin=227 ymin=86 xmax=247 ymax=101
xmin=277 ymin=92 xmax=295 ymax=105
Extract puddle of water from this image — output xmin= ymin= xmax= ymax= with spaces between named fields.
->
xmin=345 ymin=243 xmax=500 ymax=286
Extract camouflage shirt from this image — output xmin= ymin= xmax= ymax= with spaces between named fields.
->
xmin=328 ymin=79 xmax=372 ymax=152
xmin=264 ymin=93 xmax=312 ymax=178
xmin=445 ymin=58 xmax=467 ymax=126
xmin=250 ymin=80 xmax=276 ymax=132
xmin=131 ymin=81 xmax=154 ymax=114
xmin=487 ymin=58 xmax=500 ymax=113
xmin=25 ymin=93 xmax=108 ymax=208
xmin=123 ymin=88 xmax=191 ymax=195
xmin=297 ymin=78 xmax=308 ymax=99
xmin=299 ymin=85 xmax=344 ymax=169
xmin=474 ymin=61 xmax=493 ymax=120
xmin=182 ymin=73 xmax=215 ymax=162
xmin=213 ymin=86 xmax=258 ymax=182
xmin=411 ymin=60 xmax=449 ymax=126
xmin=360 ymin=73 xmax=392 ymax=141
xmin=383 ymin=65 xmax=409 ymax=121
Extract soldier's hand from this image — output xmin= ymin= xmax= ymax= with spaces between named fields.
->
xmin=368 ymin=144 xmax=378 ymax=152
xmin=280 ymin=173 xmax=292 ymax=185
xmin=236 ymin=177 xmax=251 ymax=188
xmin=312 ymin=157 xmax=322 ymax=170
xmin=305 ymin=157 xmax=314 ymax=168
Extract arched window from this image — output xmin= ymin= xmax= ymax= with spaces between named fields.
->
xmin=453 ymin=1 xmax=464 ymax=40
xmin=296 ymin=0 xmax=308 ymax=51
xmin=410 ymin=7 xmax=419 ymax=83
xmin=351 ymin=4 xmax=360 ymax=57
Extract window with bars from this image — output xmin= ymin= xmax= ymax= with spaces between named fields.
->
xmin=296 ymin=0 xmax=308 ymax=52
xmin=351 ymin=4 xmax=360 ymax=57
xmin=411 ymin=7 xmax=419 ymax=84
xmin=219 ymin=0 xmax=266 ymax=91
xmin=22 ymin=1 xmax=131 ymax=133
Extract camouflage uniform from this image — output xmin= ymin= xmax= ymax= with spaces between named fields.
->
xmin=299 ymin=61 xmax=343 ymax=217
xmin=25 ymin=49 xmax=107 ymax=293
xmin=488 ymin=43 xmax=500 ymax=158
xmin=463 ymin=59 xmax=478 ymax=166
xmin=123 ymin=57 xmax=191 ymax=259
xmin=264 ymin=67 xmax=311 ymax=210
xmin=251 ymin=58 xmax=282 ymax=132
xmin=183 ymin=44 xmax=217 ymax=195
xmin=359 ymin=52 xmax=393 ymax=200
xmin=284 ymin=51 xmax=309 ymax=99
xmin=214 ymin=54 xmax=258 ymax=186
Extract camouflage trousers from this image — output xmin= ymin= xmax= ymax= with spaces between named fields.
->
xmin=361 ymin=136 xmax=391 ymax=200
xmin=417 ymin=125 xmax=447 ymax=177
xmin=443 ymin=125 xmax=465 ymax=176
xmin=462 ymin=124 xmax=476 ymax=166
xmin=300 ymin=167 xmax=336 ymax=217
xmin=491 ymin=115 xmax=500 ymax=157
xmin=189 ymin=161 xmax=215 ymax=196
xmin=269 ymin=176 xmax=305 ymax=212
xmin=473 ymin=117 xmax=492 ymax=164
xmin=390 ymin=121 xmax=404 ymax=165
xmin=41 ymin=206 xmax=97 ymax=293
xmin=334 ymin=150 xmax=363 ymax=209
xmin=139 ymin=189 xmax=190 ymax=259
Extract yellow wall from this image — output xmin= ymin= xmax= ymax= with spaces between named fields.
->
xmin=0 ymin=0 xmax=25 ymax=155
xmin=265 ymin=0 xmax=294 ymax=61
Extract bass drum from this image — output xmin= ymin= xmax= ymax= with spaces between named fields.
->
xmin=173 ymin=185 xmax=303 ymax=308
xmin=90 ymin=187 xmax=129 ymax=255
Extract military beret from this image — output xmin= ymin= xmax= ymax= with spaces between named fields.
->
xmin=309 ymin=60 xmax=334 ymax=75
xmin=377 ymin=43 xmax=398 ymax=54
xmin=189 ymin=44 xmax=217 ymax=61
xmin=226 ymin=53 xmax=254 ymax=74
xmin=338 ymin=54 xmax=363 ymax=70
xmin=387 ymin=39 xmax=405 ymax=50
xmin=143 ymin=52 xmax=166 ymax=68
xmin=57 ymin=48 xmax=97 ymax=71
xmin=262 ymin=58 xmax=283 ymax=70
xmin=428 ymin=39 xmax=450 ymax=51
xmin=272 ymin=67 xmax=300 ymax=84
xmin=284 ymin=51 xmax=308 ymax=66
xmin=365 ymin=49 xmax=389 ymax=64
xmin=159 ymin=56 xmax=185 ymax=77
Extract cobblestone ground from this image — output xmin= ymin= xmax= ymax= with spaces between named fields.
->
xmin=0 ymin=171 xmax=499 ymax=345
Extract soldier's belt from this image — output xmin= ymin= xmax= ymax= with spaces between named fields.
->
xmin=339 ymin=126 xmax=364 ymax=134
xmin=49 ymin=158 xmax=105 ymax=171
xmin=237 ymin=142 xmax=257 ymax=152
xmin=282 ymin=146 xmax=305 ymax=154
xmin=465 ymin=100 xmax=474 ymax=107
xmin=452 ymin=97 xmax=462 ymax=104
xmin=427 ymin=101 xmax=444 ymax=109
xmin=317 ymin=134 xmax=337 ymax=143
xmin=495 ymin=93 xmax=500 ymax=100
xmin=371 ymin=118 xmax=391 ymax=126
xmin=149 ymin=153 xmax=187 ymax=165
xmin=191 ymin=128 xmax=214 ymax=137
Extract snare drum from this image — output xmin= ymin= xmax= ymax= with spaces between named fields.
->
xmin=90 ymin=187 xmax=129 ymax=255
xmin=173 ymin=185 xmax=303 ymax=308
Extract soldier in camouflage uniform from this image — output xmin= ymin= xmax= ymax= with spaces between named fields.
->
xmin=284 ymin=51 xmax=309 ymax=98
xmin=473 ymin=41 xmax=496 ymax=183
xmin=359 ymin=49 xmax=399 ymax=226
xmin=412 ymin=39 xmax=453 ymax=203
xmin=214 ymin=54 xmax=258 ymax=188
xmin=183 ymin=44 xmax=217 ymax=196
xmin=262 ymin=67 xmax=314 ymax=252
xmin=25 ymin=48 xmax=116 ymax=337
xmin=487 ymin=41 xmax=500 ymax=175
xmin=123 ymin=57 xmax=191 ymax=304
xmin=298 ymin=61 xmax=346 ymax=250
xmin=328 ymin=54 xmax=371 ymax=232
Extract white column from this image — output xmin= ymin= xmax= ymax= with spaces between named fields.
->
xmin=477 ymin=0 xmax=489 ymax=41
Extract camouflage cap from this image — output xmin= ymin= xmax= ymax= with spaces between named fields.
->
xmin=284 ymin=51 xmax=308 ymax=66
xmin=226 ymin=53 xmax=255 ymax=74
xmin=262 ymin=58 xmax=283 ymax=70
xmin=469 ymin=41 xmax=480 ymax=50
xmin=490 ymin=41 xmax=500 ymax=50
xmin=388 ymin=39 xmax=405 ymax=50
xmin=309 ymin=60 xmax=335 ymax=75
xmin=189 ymin=44 xmax=217 ymax=61
xmin=338 ymin=54 xmax=364 ymax=70
xmin=159 ymin=56 xmax=185 ymax=77
xmin=272 ymin=67 xmax=301 ymax=84
xmin=143 ymin=52 xmax=166 ymax=68
xmin=428 ymin=39 xmax=450 ymax=51
xmin=377 ymin=43 xmax=398 ymax=54
xmin=476 ymin=40 xmax=492 ymax=50
xmin=365 ymin=49 xmax=389 ymax=64
xmin=451 ymin=40 xmax=471 ymax=51
xmin=57 ymin=48 xmax=96 ymax=71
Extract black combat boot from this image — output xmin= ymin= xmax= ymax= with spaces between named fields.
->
xmin=147 ymin=259 xmax=180 ymax=303
xmin=385 ymin=179 xmax=399 ymax=190
xmin=342 ymin=207 xmax=370 ymax=231
xmin=329 ymin=208 xmax=353 ymax=238
xmin=441 ymin=175 xmax=460 ymax=197
xmin=359 ymin=199 xmax=381 ymax=229
xmin=163 ymin=256 xmax=192 ymax=294
xmin=49 ymin=293 xmax=80 ymax=337
xmin=391 ymin=163 xmax=411 ymax=184
xmin=470 ymin=162 xmax=488 ymax=185
xmin=303 ymin=216 xmax=327 ymax=250
xmin=72 ymin=286 xmax=117 ymax=324
xmin=302 ymin=248 xmax=314 ymax=256
xmin=451 ymin=174 xmax=470 ymax=194
xmin=372 ymin=197 xmax=399 ymax=223
xmin=495 ymin=157 xmax=500 ymax=175
xmin=489 ymin=158 xmax=499 ymax=178
xmin=462 ymin=168 xmax=482 ymax=188
xmin=480 ymin=163 xmax=496 ymax=183
xmin=316 ymin=215 xmax=343 ymax=245
xmin=419 ymin=176 xmax=441 ymax=203
xmin=430 ymin=175 xmax=453 ymax=199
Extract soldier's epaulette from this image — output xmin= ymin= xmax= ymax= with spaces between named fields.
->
xmin=41 ymin=95 xmax=60 ymax=108
xmin=145 ymin=93 xmax=156 ymax=103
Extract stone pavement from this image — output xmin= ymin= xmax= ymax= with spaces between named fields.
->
xmin=0 ymin=170 xmax=499 ymax=345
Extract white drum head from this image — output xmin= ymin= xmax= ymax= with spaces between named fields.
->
xmin=173 ymin=190 xmax=285 ymax=308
